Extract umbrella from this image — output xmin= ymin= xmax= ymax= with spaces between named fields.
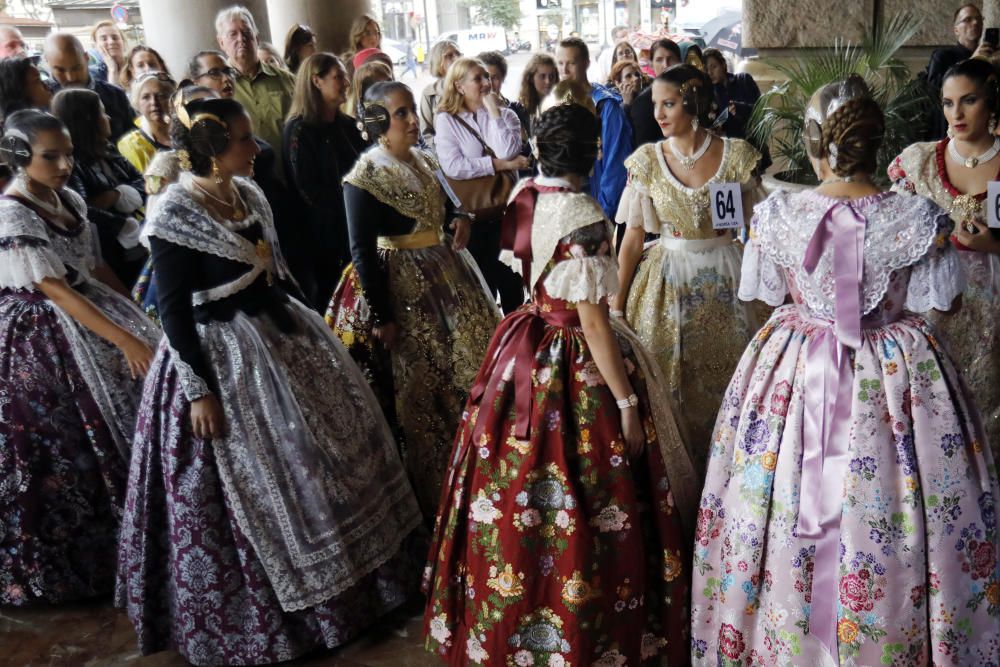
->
xmin=708 ymin=22 xmax=756 ymax=59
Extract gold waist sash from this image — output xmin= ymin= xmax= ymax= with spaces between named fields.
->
xmin=377 ymin=229 xmax=443 ymax=250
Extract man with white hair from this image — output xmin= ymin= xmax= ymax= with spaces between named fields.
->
xmin=215 ymin=4 xmax=294 ymax=167
xmin=0 ymin=26 xmax=26 ymax=59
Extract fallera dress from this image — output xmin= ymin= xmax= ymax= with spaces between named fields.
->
xmin=0 ymin=190 xmax=158 ymax=605
xmin=616 ymin=138 xmax=762 ymax=474
xmin=691 ymin=189 xmax=1000 ymax=666
xmin=423 ymin=178 xmax=699 ymax=667
xmin=889 ymin=139 xmax=1000 ymax=468
xmin=116 ymin=177 xmax=424 ymax=666
xmin=325 ymin=145 xmax=500 ymax=520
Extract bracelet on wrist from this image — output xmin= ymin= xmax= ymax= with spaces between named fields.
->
xmin=616 ymin=393 xmax=639 ymax=409
xmin=609 ymin=309 xmax=624 ymax=318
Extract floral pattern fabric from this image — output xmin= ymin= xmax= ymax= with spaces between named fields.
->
xmin=691 ymin=190 xmax=1000 ymax=666
xmin=616 ymin=140 xmax=763 ymax=476
xmin=423 ymin=220 xmax=691 ymax=666
xmin=889 ymin=139 xmax=1000 ymax=467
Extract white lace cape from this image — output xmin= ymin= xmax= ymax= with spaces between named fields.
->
xmin=499 ymin=179 xmax=617 ymax=301
xmin=741 ymin=190 xmax=965 ymax=316
xmin=142 ymin=176 xmax=293 ymax=399
xmin=0 ymin=191 xmax=95 ymax=288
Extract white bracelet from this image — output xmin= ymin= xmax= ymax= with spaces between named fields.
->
xmin=616 ymin=393 xmax=639 ymax=409
xmin=610 ymin=309 xmax=624 ymax=318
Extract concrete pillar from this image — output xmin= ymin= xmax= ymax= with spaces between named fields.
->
xmin=137 ymin=0 xmax=271 ymax=77
xmin=266 ymin=0 xmax=371 ymax=56
xmin=984 ymin=0 xmax=1000 ymax=32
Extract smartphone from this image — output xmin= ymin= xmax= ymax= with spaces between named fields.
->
xmin=985 ymin=27 xmax=999 ymax=47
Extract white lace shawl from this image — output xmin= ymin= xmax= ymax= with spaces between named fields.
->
xmin=542 ymin=236 xmax=620 ymax=304
xmin=741 ymin=190 xmax=965 ymax=316
xmin=0 ymin=191 xmax=94 ymax=289
xmin=142 ymin=176 xmax=293 ymax=399
xmin=499 ymin=177 xmax=609 ymax=296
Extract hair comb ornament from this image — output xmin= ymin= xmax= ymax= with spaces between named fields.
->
xmin=539 ymin=80 xmax=597 ymax=117
xmin=0 ymin=128 xmax=33 ymax=167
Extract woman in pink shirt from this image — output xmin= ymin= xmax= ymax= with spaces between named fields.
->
xmin=434 ymin=56 xmax=528 ymax=311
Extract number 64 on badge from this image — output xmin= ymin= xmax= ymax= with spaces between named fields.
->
xmin=710 ymin=183 xmax=744 ymax=231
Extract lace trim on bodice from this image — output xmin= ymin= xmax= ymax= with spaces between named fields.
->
xmin=0 ymin=192 xmax=95 ymax=286
xmin=622 ymin=138 xmax=760 ymax=239
xmin=142 ymin=177 xmax=287 ymax=305
xmin=753 ymin=190 xmax=945 ymax=319
xmin=344 ymin=145 xmax=446 ymax=236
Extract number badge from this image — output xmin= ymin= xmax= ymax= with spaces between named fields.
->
xmin=709 ymin=182 xmax=744 ymax=230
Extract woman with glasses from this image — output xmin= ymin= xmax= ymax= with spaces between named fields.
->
xmin=117 ymin=71 xmax=176 ymax=174
xmin=187 ymin=50 xmax=237 ymax=98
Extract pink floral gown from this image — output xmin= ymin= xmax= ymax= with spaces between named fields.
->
xmin=692 ymin=190 xmax=999 ymax=666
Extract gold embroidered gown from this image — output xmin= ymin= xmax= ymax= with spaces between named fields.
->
xmin=326 ymin=146 xmax=500 ymax=519
xmin=616 ymin=138 xmax=761 ymax=474
xmin=889 ymin=139 xmax=1000 ymax=464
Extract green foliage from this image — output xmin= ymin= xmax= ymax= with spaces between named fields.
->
xmin=749 ymin=12 xmax=936 ymax=186
xmin=463 ymin=0 xmax=521 ymax=31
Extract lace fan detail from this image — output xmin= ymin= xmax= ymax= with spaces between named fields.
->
xmin=753 ymin=190 xmax=943 ymax=319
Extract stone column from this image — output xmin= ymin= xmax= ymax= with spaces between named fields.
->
xmin=137 ymin=0 xmax=271 ymax=77
xmin=266 ymin=0 xmax=371 ymax=55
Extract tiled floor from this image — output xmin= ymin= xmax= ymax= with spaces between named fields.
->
xmin=0 ymin=600 xmax=439 ymax=667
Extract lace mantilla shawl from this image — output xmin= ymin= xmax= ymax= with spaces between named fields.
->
xmin=622 ymin=138 xmax=760 ymax=239
xmin=344 ymin=146 xmax=447 ymax=236
xmin=751 ymin=190 xmax=950 ymax=319
xmin=0 ymin=190 xmax=94 ymax=288
xmin=142 ymin=176 xmax=292 ymax=303
xmin=499 ymin=183 xmax=609 ymax=294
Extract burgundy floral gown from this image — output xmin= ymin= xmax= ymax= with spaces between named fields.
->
xmin=0 ymin=190 xmax=157 ymax=605
xmin=423 ymin=178 xmax=699 ymax=666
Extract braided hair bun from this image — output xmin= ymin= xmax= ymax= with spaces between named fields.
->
xmin=804 ymin=76 xmax=884 ymax=178
xmin=532 ymin=102 xmax=600 ymax=178
xmin=169 ymin=97 xmax=244 ymax=176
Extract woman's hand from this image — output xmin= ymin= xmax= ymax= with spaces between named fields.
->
xmin=483 ymin=91 xmax=503 ymax=118
xmin=620 ymin=79 xmax=639 ymax=106
xmin=116 ymin=333 xmax=153 ymax=379
xmin=450 ymin=215 xmax=471 ymax=251
xmin=953 ymin=218 xmax=1000 ymax=254
xmin=190 ymin=394 xmax=226 ymax=439
xmin=373 ymin=321 xmax=399 ymax=350
xmin=494 ymin=155 xmax=530 ymax=172
xmin=621 ymin=405 xmax=645 ymax=458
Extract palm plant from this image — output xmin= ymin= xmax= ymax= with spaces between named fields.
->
xmin=748 ymin=11 xmax=934 ymax=186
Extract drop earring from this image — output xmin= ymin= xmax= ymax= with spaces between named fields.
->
xmin=211 ymin=158 xmax=223 ymax=185
xmin=378 ymin=134 xmax=390 ymax=149
xmin=947 ymin=126 xmax=955 ymax=139
xmin=990 ymin=117 xmax=998 ymax=135
xmin=691 ymin=116 xmax=699 ymax=132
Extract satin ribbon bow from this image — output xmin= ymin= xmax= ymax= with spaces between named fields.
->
xmin=798 ymin=200 xmax=866 ymax=665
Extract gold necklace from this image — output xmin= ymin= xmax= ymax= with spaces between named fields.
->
xmin=192 ymin=179 xmax=245 ymax=221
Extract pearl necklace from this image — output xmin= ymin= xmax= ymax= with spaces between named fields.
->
xmin=949 ymin=136 xmax=1000 ymax=169
xmin=668 ymin=132 xmax=712 ymax=170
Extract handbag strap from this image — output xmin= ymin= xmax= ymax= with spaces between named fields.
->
xmin=452 ymin=113 xmax=497 ymax=159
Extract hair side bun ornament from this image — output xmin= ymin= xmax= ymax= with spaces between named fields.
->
xmin=0 ymin=128 xmax=33 ymax=168
xmin=173 ymin=95 xmax=230 ymax=157
xmin=539 ymin=79 xmax=597 ymax=117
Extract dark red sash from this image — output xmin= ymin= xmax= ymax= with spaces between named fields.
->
xmin=499 ymin=179 xmax=569 ymax=289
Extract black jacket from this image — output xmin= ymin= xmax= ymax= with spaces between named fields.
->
xmin=67 ymin=150 xmax=146 ymax=285
xmin=282 ymin=114 xmax=364 ymax=307
xmin=630 ymin=85 xmax=661 ymax=148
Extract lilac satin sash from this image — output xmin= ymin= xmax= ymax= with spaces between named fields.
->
xmin=798 ymin=201 xmax=866 ymax=665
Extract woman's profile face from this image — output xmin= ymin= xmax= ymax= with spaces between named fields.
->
xmin=26 ymin=65 xmax=52 ymax=109
xmin=25 ymin=127 xmax=74 ymax=190
xmin=216 ymin=112 xmax=260 ymax=178
xmin=652 ymin=79 xmax=693 ymax=137
xmin=706 ymin=57 xmax=726 ymax=85
xmin=382 ymin=88 xmax=420 ymax=150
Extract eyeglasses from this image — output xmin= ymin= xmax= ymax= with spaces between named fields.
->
xmin=197 ymin=67 xmax=236 ymax=80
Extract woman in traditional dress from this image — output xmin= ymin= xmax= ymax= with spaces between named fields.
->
xmin=888 ymin=57 xmax=1000 ymax=466
xmin=693 ymin=77 xmax=999 ymax=666
xmin=325 ymin=81 xmax=499 ymax=521
xmin=423 ymin=91 xmax=699 ymax=667
xmin=0 ymin=109 xmax=157 ymax=605
xmin=613 ymin=64 xmax=761 ymax=473
xmin=116 ymin=96 xmax=423 ymax=665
